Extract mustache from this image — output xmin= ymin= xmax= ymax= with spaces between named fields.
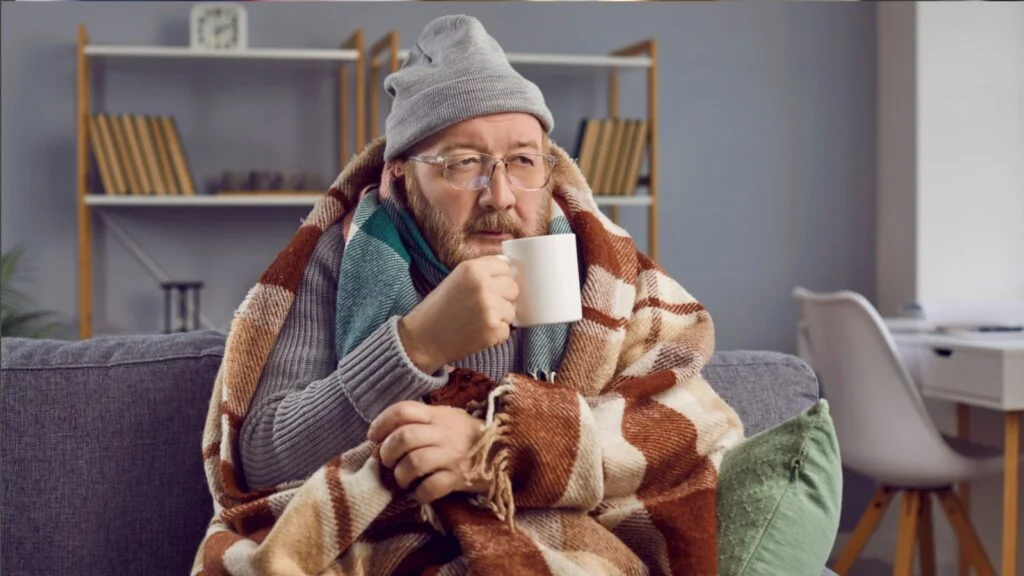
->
xmin=463 ymin=213 xmax=527 ymax=237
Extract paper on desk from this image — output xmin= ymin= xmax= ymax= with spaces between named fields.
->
xmin=916 ymin=299 xmax=1024 ymax=327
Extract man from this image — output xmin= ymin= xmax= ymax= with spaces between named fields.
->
xmin=196 ymin=15 xmax=742 ymax=576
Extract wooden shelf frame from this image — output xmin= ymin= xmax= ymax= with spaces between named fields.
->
xmin=367 ymin=36 xmax=659 ymax=260
xmin=75 ymin=24 xmax=367 ymax=338
xmin=395 ymin=49 xmax=652 ymax=69
xmin=83 ymin=193 xmax=652 ymax=209
xmin=368 ymin=31 xmax=400 ymax=141
xmin=83 ymin=45 xmax=360 ymax=61
xmin=609 ymin=38 xmax=658 ymax=260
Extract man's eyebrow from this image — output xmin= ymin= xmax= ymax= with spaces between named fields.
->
xmin=512 ymin=140 xmax=542 ymax=152
xmin=437 ymin=142 xmax=485 ymax=155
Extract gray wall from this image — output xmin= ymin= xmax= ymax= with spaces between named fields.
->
xmin=1 ymin=1 xmax=877 ymax=352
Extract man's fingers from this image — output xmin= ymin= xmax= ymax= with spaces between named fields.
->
xmin=471 ymin=255 xmax=514 ymax=277
xmin=379 ymin=424 xmax=446 ymax=469
xmin=414 ymin=469 xmax=465 ymax=505
xmin=497 ymin=299 xmax=516 ymax=326
xmin=368 ymin=401 xmax=432 ymax=443
xmin=492 ymin=276 xmax=519 ymax=303
xmin=394 ymin=446 xmax=460 ymax=489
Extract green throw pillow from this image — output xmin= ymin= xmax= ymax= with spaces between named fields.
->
xmin=717 ymin=400 xmax=842 ymax=576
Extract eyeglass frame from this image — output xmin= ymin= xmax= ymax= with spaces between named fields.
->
xmin=405 ymin=151 xmax=559 ymax=192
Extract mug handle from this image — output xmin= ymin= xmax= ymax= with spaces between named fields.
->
xmin=495 ymin=254 xmax=517 ymax=277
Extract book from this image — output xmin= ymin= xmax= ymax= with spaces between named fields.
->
xmin=109 ymin=114 xmax=142 ymax=195
xmin=606 ymin=119 xmax=635 ymax=195
xmin=161 ymin=117 xmax=196 ymax=196
xmin=87 ymin=115 xmax=116 ymax=195
xmin=135 ymin=115 xmax=166 ymax=195
xmin=95 ymin=115 xmax=127 ymax=195
xmin=589 ymin=119 xmax=614 ymax=194
xmin=621 ymin=119 xmax=649 ymax=197
xmin=575 ymin=118 xmax=601 ymax=182
xmin=120 ymin=114 xmax=152 ymax=194
xmin=150 ymin=116 xmax=180 ymax=195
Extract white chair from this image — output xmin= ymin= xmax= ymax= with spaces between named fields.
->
xmin=792 ymin=287 xmax=1002 ymax=576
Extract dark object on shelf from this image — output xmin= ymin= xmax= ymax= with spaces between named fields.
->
xmin=161 ymin=281 xmax=203 ymax=333
xmin=303 ymin=172 xmax=326 ymax=191
xmin=220 ymin=171 xmax=247 ymax=192
xmin=283 ymin=172 xmax=308 ymax=191
xmin=268 ymin=171 xmax=285 ymax=190
xmin=215 ymin=170 xmax=327 ymax=194
xmin=248 ymin=170 xmax=279 ymax=191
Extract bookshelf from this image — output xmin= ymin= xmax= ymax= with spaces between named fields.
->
xmin=74 ymin=24 xmax=657 ymax=339
xmin=368 ymin=32 xmax=659 ymax=260
xmin=75 ymin=24 xmax=367 ymax=338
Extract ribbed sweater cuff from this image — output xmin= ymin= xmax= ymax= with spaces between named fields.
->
xmin=340 ymin=316 xmax=448 ymax=421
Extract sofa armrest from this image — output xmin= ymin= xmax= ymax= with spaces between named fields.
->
xmin=1 ymin=331 xmax=226 ymax=576
xmin=703 ymin=350 xmax=821 ymax=437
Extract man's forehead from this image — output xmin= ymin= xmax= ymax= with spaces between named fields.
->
xmin=437 ymin=139 xmax=541 ymax=155
xmin=432 ymin=114 xmax=543 ymax=152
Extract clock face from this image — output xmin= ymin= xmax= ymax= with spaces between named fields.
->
xmin=192 ymin=4 xmax=246 ymax=51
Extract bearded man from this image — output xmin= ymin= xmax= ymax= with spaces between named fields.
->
xmin=196 ymin=14 xmax=743 ymax=576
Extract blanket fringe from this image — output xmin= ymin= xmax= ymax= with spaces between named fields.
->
xmin=464 ymin=383 xmax=515 ymax=530
xmin=419 ymin=504 xmax=445 ymax=534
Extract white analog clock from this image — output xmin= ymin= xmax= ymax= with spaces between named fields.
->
xmin=190 ymin=3 xmax=248 ymax=51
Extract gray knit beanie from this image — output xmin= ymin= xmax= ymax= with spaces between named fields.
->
xmin=383 ymin=15 xmax=554 ymax=161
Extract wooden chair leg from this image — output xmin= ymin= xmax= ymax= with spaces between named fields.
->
xmin=832 ymin=486 xmax=897 ymax=575
xmin=893 ymin=491 xmax=921 ymax=576
xmin=917 ymin=491 xmax=936 ymax=576
xmin=1002 ymin=411 xmax=1020 ymax=576
xmin=956 ymin=403 xmax=971 ymax=576
xmin=936 ymin=489 xmax=996 ymax=576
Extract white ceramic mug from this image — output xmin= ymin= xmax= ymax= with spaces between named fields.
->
xmin=501 ymin=233 xmax=583 ymax=327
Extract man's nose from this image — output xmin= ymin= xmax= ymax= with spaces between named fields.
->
xmin=478 ymin=164 xmax=515 ymax=211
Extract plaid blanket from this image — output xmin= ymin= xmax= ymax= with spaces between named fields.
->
xmin=192 ymin=137 xmax=744 ymax=575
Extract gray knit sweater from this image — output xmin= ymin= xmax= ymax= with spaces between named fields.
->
xmin=239 ymin=222 xmax=523 ymax=490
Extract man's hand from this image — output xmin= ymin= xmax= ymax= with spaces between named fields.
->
xmin=398 ymin=255 xmax=517 ymax=374
xmin=369 ymin=401 xmax=489 ymax=504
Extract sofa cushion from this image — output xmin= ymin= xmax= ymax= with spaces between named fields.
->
xmin=703 ymin=350 xmax=820 ymax=436
xmin=1 ymin=331 xmax=226 ymax=576
xmin=717 ymin=400 xmax=843 ymax=576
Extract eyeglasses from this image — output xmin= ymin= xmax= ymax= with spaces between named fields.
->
xmin=406 ymin=152 xmax=558 ymax=192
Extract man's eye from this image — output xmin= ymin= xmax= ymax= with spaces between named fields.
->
xmin=510 ymin=155 xmax=536 ymax=166
xmin=449 ymin=156 xmax=481 ymax=168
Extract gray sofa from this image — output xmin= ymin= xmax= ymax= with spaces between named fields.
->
xmin=2 ymin=330 xmax=837 ymax=575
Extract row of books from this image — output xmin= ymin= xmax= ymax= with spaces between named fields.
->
xmin=573 ymin=117 xmax=649 ymax=196
xmin=88 ymin=113 xmax=196 ymax=196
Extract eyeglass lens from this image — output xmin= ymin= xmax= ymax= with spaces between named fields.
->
xmin=444 ymin=154 xmax=551 ymax=191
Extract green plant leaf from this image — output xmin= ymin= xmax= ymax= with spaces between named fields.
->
xmin=0 ymin=246 xmax=63 ymax=338
xmin=0 ymin=310 xmax=61 ymax=338
xmin=1 ymin=247 xmax=33 ymax=316
xmin=1 ymin=246 xmax=27 ymax=283
xmin=1 ymin=288 xmax=32 ymax=314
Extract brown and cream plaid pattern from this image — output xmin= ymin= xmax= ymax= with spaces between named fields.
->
xmin=192 ymin=138 xmax=744 ymax=575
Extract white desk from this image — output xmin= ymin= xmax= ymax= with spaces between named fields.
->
xmin=889 ymin=323 xmax=1024 ymax=411
xmin=886 ymin=321 xmax=1021 ymax=576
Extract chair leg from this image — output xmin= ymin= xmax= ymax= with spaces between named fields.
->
xmin=832 ymin=486 xmax=897 ymax=575
xmin=893 ymin=491 xmax=921 ymax=576
xmin=956 ymin=403 xmax=971 ymax=576
xmin=917 ymin=491 xmax=937 ymax=576
xmin=936 ymin=489 xmax=996 ymax=576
